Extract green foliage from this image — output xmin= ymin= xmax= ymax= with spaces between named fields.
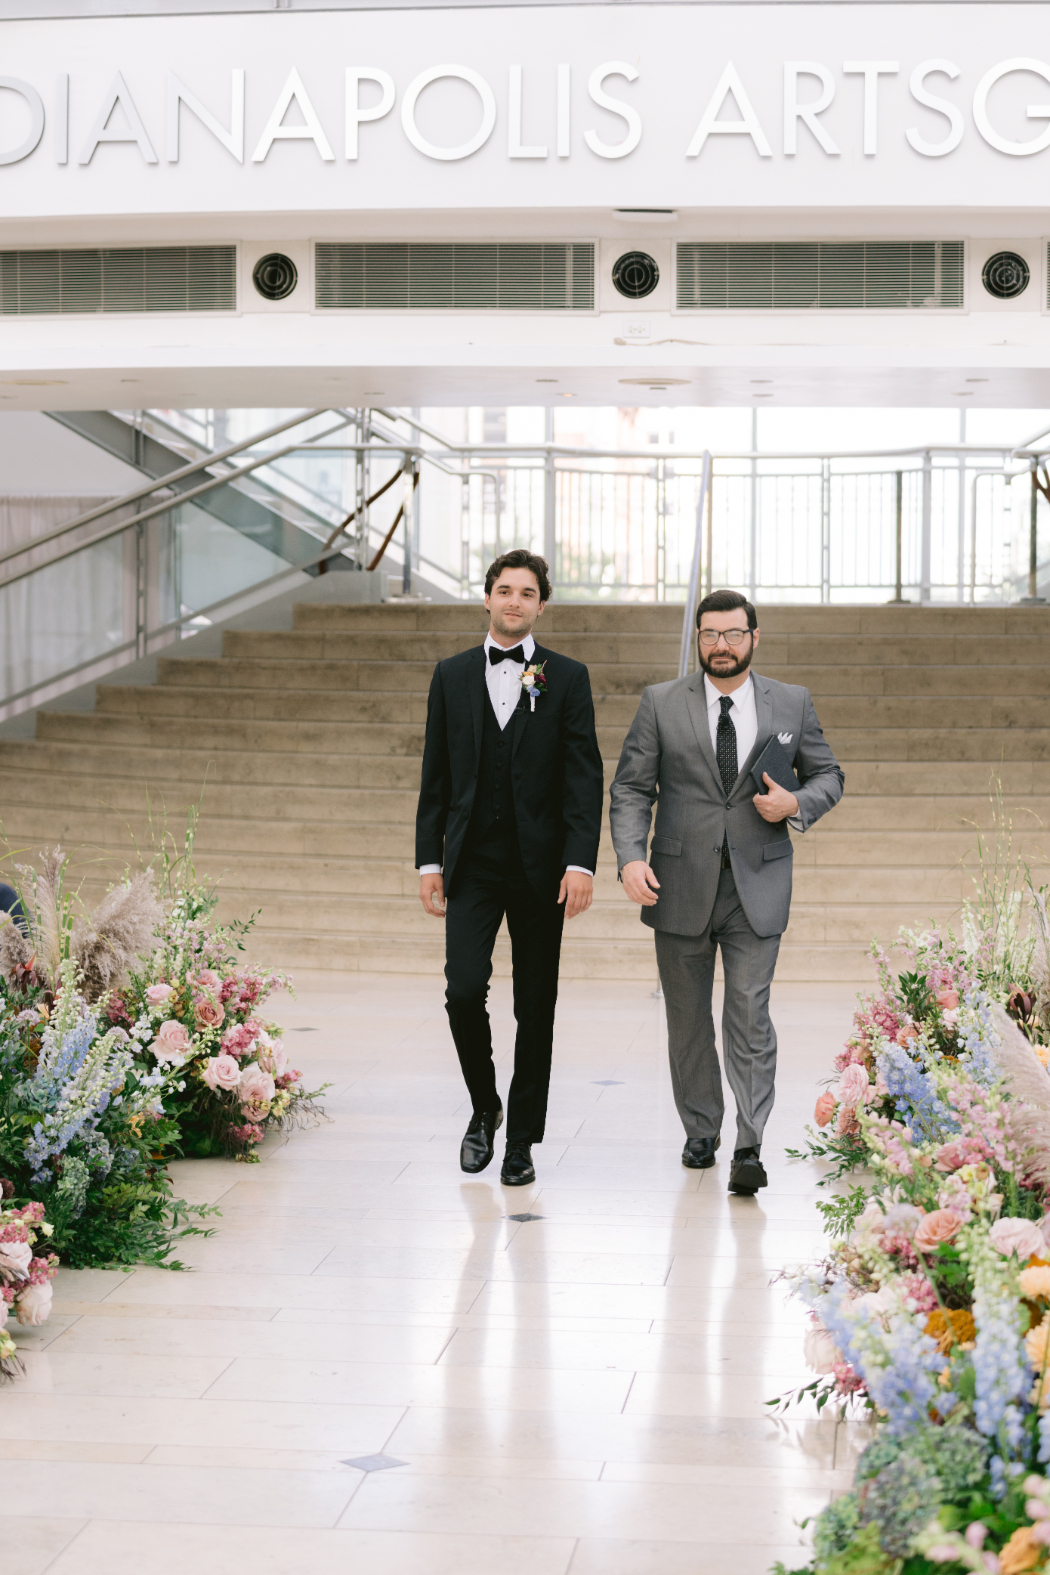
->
xmin=812 ymin=1490 xmax=862 ymax=1562
xmin=785 ymin=1127 xmax=872 ymax=1186
xmin=815 ymin=1185 xmax=869 ymax=1238
xmin=861 ymin=1455 xmax=940 ymax=1557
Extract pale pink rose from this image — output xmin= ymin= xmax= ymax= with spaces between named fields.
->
xmin=803 ymin=1321 xmax=840 ymax=1374
xmin=194 ymin=998 xmax=225 ymax=1029
xmin=255 ymin=1034 xmax=288 ymax=1077
xmin=14 ymin=1279 xmax=52 ymax=1327
xmin=896 ymin=1023 xmax=919 ymax=1045
xmin=238 ymin=1066 xmax=276 ymax=1108
xmin=835 ymin=1063 xmax=871 ymax=1111
xmin=190 ymin=969 xmax=221 ymax=993
xmin=153 ymin=1019 xmax=192 ymax=1062
xmin=936 ymin=988 xmax=960 ymax=1011
xmin=913 ymin=1209 xmax=964 ymax=1251
xmin=0 ymin=1238 xmax=32 ymax=1277
xmin=201 ymin=1053 xmax=242 ymax=1092
xmin=814 ymin=1091 xmax=836 ymax=1127
xmin=240 ymin=1100 xmax=270 ymax=1124
xmin=145 ymin=983 xmax=173 ymax=1006
xmin=989 ymin=1216 xmax=1046 ymax=1259
xmin=934 ymin=1140 xmax=969 ymax=1172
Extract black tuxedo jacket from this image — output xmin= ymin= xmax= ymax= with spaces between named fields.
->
xmin=415 ymin=641 xmax=604 ymax=897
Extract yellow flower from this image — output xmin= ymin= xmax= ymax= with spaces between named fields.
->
xmin=1021 ymin=1267 xmax=1050 ymax=1300
xmin=999 ymin=1526 xmax=1045 ymax=1574
xmin=925 ymin=1308 xmax=977 ymax=1354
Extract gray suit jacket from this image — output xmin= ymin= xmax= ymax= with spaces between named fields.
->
xmin=609 ymin=671 xmax=844 ymax=939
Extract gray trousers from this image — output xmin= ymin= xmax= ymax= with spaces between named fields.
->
xmin=654 ymin=867 xmax=781 ymax=1151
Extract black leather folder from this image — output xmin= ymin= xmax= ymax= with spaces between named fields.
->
xmin=749 ymin=735 xmax=800 ymax=796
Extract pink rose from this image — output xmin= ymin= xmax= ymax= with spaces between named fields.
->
xmin=836 ymin=1063 xmax=870 ymax=1111
xmin=913 ymin=1209 xmax=964 ymax=1252
xmin=803 ymin=1321 xmax=840 ymax=1375
xmin=195 ymin=999 xmax=225 ymax=1029
xmin=896 ymin=1023 xmax=919 ymax=1045
xmin=936 ymin=988 xmax=960 ymax=1011
xmin=221 ymin=1022 xmax=255 ymax=1057
xmin=990 ymin=1217 xmax=1046 ymax=1259
xmin=153 ymin=1019 xmax=192 ymax=1063
xmin=836 ymin=1104 xmax=860 ymax=1137
xmin=201 ymin=1053 xmax=242 ymax=1092
xmin=238 ymin=1066 xmax=276 ymax=1109
xmin=0 ymin=1237 xmax=32 ymax=1277
xmin=240 ymin=1100 xmax=270 ymax=1124
xmin=190 ymin=969 xmax=221 ymax=993
xmin=814 ymin=1091 xmax=836 ymax=1127
xmin=14 ymin=1280 xmax=52 ymax=1327
xmin=934 ymin=1140 xmax=968 ymax=1172
xmin=145 ymin=983 xmax=173 ymax=1006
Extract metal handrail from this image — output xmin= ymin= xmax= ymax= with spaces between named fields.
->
xmin=678 ymin=450 xmax=713 ymax=679
xmin=0 ymin=413 xmax=367 ymax=589
xmin=0 ymin=407 xmax=331 ymax=569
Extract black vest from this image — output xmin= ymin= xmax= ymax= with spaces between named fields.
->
xmin=469 ymin=693 xmax=520 ymax=845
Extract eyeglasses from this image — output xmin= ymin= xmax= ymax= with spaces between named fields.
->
xmin=698 ymin=627 xmax=752 ymax=647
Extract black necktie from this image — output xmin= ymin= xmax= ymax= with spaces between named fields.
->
xmin=716 ymin=695 xmax=738 ymax=795
xmin=489 ymin=644 xmax=525 ymax=665
xmin=716 ymin=696 xmax=737 ymax=868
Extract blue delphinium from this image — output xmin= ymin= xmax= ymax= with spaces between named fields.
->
xmin=876 ymin=1039 xmax=957 ymax=1144
xmin=802 ymin=1278 xmax=945 ymax=1437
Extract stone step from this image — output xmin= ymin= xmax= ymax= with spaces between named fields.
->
xmin=294 ymin=602 xmax=1050 ymax=638
xmin=761 ymin=664 xmax=1050 ymax=697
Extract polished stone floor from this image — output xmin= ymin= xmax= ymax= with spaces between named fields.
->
xmin=6 ymin=972 xmax=869 ymax=1575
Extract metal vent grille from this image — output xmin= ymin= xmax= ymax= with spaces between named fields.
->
xmin=676 ymin=241 xmax=965 ymax=311
xmin=315 ymin=242 xmax=595 ymax=310
xmin=0 ymin=246 xmax=237 ymax=315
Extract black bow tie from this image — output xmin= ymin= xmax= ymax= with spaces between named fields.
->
xmin=489 ymin=644 xmax=526 ymax=665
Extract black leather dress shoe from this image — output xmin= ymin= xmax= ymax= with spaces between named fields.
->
xmin=682 ymin=1135 xmax=721 ymax=1169
xmin=500 ymin=1140 xmax=535 ymax=1186
xmin=729 ymin=1147 xmax=768 ymax=1195
xmin=460 ymin=1106 xmax=503 ymax=1173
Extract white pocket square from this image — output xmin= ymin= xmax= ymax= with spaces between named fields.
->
xmin=777 ymin=731 xmax=793 ymax=746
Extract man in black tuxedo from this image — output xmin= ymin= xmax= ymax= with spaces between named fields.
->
xmin=416 ymin=549 xmax=604 ymax=1186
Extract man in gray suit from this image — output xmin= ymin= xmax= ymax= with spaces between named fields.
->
xmin=609 ymin=589 xmax=844 ymax=1194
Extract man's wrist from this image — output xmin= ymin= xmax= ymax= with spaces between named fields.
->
xmin=565 ymin=865 xmax=593 ymax=877
xmin=419 ymin=864 xmax=442 ymax=875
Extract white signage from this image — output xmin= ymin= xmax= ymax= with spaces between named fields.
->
xmin=2 ymin=5 xmax=1050 ymax=214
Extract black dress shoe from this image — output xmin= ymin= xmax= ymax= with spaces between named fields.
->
xmin=682 ymin=1135 xmax=721 ymax=1170
xmin=460 ymin=1106 xmax=503 ymax=1173
xmin=729 ymin=1147 xmax=768 ymax=1195
xmin=500 ymin=1140 xmax=535 ymax=1186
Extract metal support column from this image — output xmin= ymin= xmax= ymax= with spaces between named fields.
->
xmin=820 ymin=458 xmax=831 ymax=603
xmin=920 ymin=451 xmax=932 ymax=602
xmin=543 ymin=406 xmax=556 ymax=583
xmin=748 ymin=407 xmax=758 ymax=598
xmin=355 ymin=408 xmax=370 ymax=569
xmin=957 ymin=410 xmax=967 ymax=602
xmin=1020 ymin=465 xmax=1047 ymax=603
xmin=401 ymin=460 xmax=415 ymax=595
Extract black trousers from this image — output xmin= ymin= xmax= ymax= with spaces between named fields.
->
xmin=444 ymin=831 xmax=566 ymax=1143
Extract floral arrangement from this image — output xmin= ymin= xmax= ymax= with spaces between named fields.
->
xmin=110 ymin=882 xmax=319 ymax=1162
xmin=0 ymin=956 xmax=216 ymax=1269
xmin=774 ymin=910 xmax=1050 ymax=1575
xmin=0 ymin=1191 xmax=58 ymax=1379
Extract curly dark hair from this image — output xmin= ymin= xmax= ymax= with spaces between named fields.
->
xmin=484 ymin=549 xmax=552 ymax=601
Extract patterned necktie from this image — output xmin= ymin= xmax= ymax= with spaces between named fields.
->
xmin=716 ymin=695 xmax=738 ymax=796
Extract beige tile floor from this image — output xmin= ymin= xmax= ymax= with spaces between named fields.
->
xmin=6 ymin=971 xmax=871 ymax=1575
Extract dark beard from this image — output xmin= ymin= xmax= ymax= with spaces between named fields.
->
xmin=698 ymin=638 xmax=754 ymax=680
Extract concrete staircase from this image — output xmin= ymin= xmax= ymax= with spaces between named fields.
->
xmin=0 ymin=602 xmax=1046 ymax=982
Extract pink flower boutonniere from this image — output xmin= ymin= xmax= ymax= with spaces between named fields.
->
xmin=520 ymin=662 xmax=547 ymax=713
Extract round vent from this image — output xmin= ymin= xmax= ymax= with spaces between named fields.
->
xmin=612 ymin=251 xmax=659 ymax=300
xmin=982 ymin=251 xmax=1029 ymax=300
xmin=252 ymin=253 xmax=298 ymax=301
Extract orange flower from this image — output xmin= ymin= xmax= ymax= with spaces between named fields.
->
xmin=924 ymin=1307 xmax=976 ymax=1354
xmin=999 ymin=1526 xmax=1045 ymax=1574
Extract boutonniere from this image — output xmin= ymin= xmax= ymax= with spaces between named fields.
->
xmin=519 ymin=662 xmax=547 ymax=713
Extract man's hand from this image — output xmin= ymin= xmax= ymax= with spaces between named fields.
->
xmin=419 ymin=873 xmax=446 ymax=917
xmin=558 ymin=870 xmax=593 ymax=920
xmin=753 ymin=773 xmax=799 ymax=824
xmin=621 ymin=860 xmax=660 ymax=907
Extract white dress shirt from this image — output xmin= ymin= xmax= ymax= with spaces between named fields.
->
xmin=419 ymin=632 xmax=593 ymax=876
xmin=703 ymin=672 xmax=802 ymax=830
